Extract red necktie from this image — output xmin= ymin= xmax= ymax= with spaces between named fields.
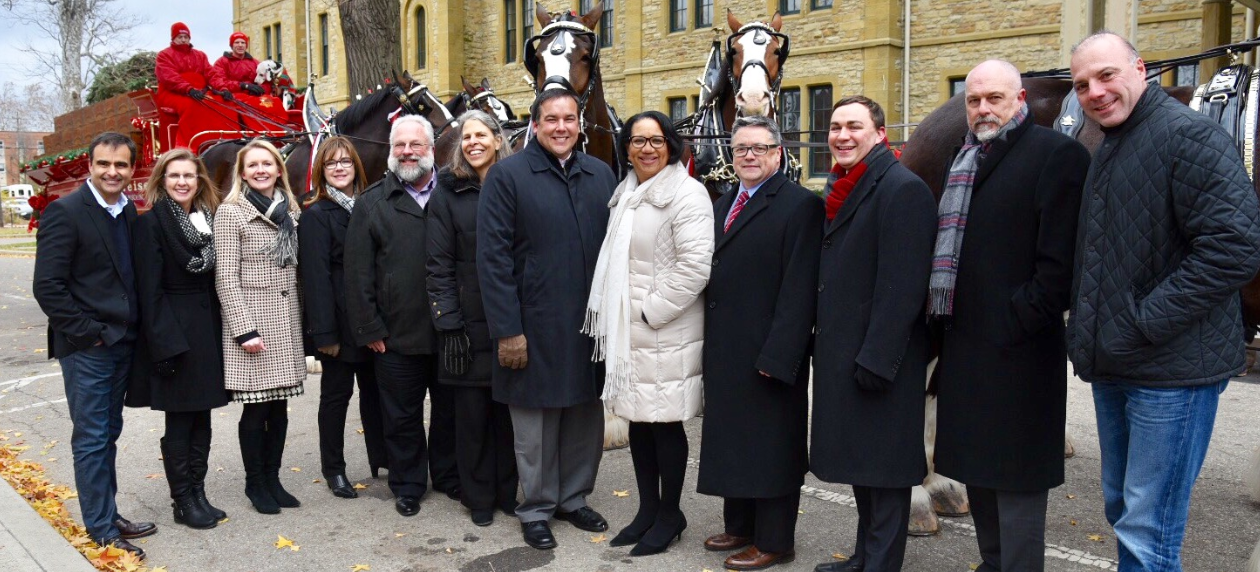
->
xmin=724 ymin=190 xmax=750 ymax=233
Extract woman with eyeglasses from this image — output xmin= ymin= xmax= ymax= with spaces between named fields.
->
xmin=128 ymin=149 xmax=229 ymax=529
xmin=298 ymin=137 xmax=389 ymax=499
xmin=584 ymin=110 xmax=714 ymax=556
xmin=426 ymin=110 xmax=520 ymax=526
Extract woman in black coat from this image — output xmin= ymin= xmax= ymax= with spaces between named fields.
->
xmin=426 ymin=110 xmax=519 ymax=526
xmin=128 ymin=148 xmax=230 ymax=530
xmin=298 ymin=136 xmax=388 ymax=498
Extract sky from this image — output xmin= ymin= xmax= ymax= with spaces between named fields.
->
xmin=0 ymin=0 xmax=233 ymax=89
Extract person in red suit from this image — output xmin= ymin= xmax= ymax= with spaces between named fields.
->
xmin=214 ymin=32 xmax=266 ymax=97
xmin=154 ymin=22 xmax=233 ymax=150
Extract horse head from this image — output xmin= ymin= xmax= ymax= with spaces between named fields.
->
xmin=461 ymin=76 xmax=516 ymax=123
xmin=527 ymin=3 xmax=604 ymax=100
xmin=725 ymin=10 xmax=788 ymax=118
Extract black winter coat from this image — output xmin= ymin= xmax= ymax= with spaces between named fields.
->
xmin=1068 ymin=86 xmax=1260 ymax=387
xmin=126 ymin=212 xmax=229 ymax=412
xmin=298 ymin=199 xmax=369 ymax=364
xmin=426 ymin=169 xmax=493 ymax=386
xmin=476 ymin=143 xmax=614 ymax=408
xmin=697 ymin=172 xmax=823 ymax=499
xmin=809 ymin=145 xmax=936 ymax=488
xmin=934 ymin=120 xmax=1089 ymax=491
xmin=344 ymin=172 xmax=438 ymax=355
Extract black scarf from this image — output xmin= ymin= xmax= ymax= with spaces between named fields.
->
xmin=246 ymin=190 xmax=299 ymax=267
xmin=153 ymin=196 xmax=215 ymax=274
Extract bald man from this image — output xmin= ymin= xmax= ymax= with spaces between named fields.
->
xmin=1068 ymin=33 xmax=1260 ymax=572
xmin=930 ymin=60 xmax=1089 ymax=572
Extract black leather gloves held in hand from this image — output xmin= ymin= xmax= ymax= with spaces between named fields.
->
xmin=216 ymin=89 xmax=234 ymax=101
xmin=242 ymin=83 xmax=265 ymax=96
xmin=155 ymin=360 xmax=177 ymax=378
xmin=187 ymin=88 xmax=206 ymax=100
xmin=855 ymin=365 xmax=891 ymax=392
xmin=442 ymin=330 xmax=472 ymax=375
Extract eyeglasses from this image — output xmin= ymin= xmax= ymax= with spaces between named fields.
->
xmin=164 ymin=173 xmax=197 ymax=181
xmin=323 ymin=158 xmax=355 ymax=169
xmin=629 ymin=136 xmax=667 ymax=149
xmin=732 ymin=144 xmax=780 ymax=157
xmin=392 ymin=141 xmax=432 ymax=152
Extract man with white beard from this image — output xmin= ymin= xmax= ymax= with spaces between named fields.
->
xmin=346 ymin=115 xmax=460 ymax=517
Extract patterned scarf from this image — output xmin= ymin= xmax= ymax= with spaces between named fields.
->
xmin=153 ymin=196 xmax=215 ymax=274
xmin=928 ymin=102 xmax=1028 ymax=317
xmin=825 ymin=160 xmax=869 ymax=220
xmin=246 ymin=189 xmax=299 ymax=268
xmin=325 ymin=185 xmax=355 ymax=213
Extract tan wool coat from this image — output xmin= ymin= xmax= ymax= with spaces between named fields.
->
xmin=605 ymin=164 xmax=714 ymax=423
xmin=214 ymin=201 xmax=306 ymax=392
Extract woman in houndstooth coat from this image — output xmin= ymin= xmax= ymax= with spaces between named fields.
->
xmin=214 ymin=139 xmax=305 ymax=515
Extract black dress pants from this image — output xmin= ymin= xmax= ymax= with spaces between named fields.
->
xmin=452 ymin=385 xmax=517 ymax=510
xmin=723 ymin=493 xmax=800 ymax=554
xmin=317 ymin=356 xmax=387 ymax=477
xmin=374 ymin=351 xmax=453 ymax=497
xmin=851 ymin=485 xmax=911 ymax=572
xmin=968 ymin=485 xmax=1049 ymax=572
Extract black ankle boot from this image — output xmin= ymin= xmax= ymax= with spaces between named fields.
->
xmin=263 ymin=421 xmax=300 ymax=508
xmin=173 ymin=493 xmax=218 ymax=529
xmin=240 ymin=428 xmax=280 ymax=514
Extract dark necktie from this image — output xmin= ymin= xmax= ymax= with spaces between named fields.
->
xmin=724 ymin=190 xmax=750 ymax=233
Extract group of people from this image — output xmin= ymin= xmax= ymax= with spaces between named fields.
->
xmin=32 ymin=30 xmax=1260 ymax=572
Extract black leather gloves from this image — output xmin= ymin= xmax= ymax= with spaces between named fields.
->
xmin=855 ymin=365 xmax=891 ymax=392
xmin=242 ymin=83 xmax=265 ymax=96
xmin=442 ymin=329 xmax=472 ymax=375
xmin=187 ymin=88 xmax=206 ymax=100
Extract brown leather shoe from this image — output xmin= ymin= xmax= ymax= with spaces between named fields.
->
xmin=704 ymin=532 xmax=752 ymax=551
xmin=724 ymin=546 xmax=796 ymax=571
xmin=113 ymin=518 xmax=157 ymax=540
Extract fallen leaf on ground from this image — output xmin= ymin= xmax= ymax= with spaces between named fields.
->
xmin=290 ymin=467 xmax=302 ymax=472
xmin=350 ymin=566 xmax=370 ymax=572
xmin=353 ymin=482 xmax=368 ymax=490
xmin=1087 ymin=534 xmax=1104 ymax=542
xmin=969 ymin=565 xmax=979 ymax=571
xmin=145 ymin=473 xmax=163 ymax=480
xmin=1066 ymin=494 xmax=1076 ymax=499
xmin=275 ymin=535 xmax=300 ymax=551
xmin=831 ymin=553 xmax=849 ymax=561
xmin=356 ymin=429 xmax=365 ymax=435
xmin=612 ymin=490 xmax=629 ymax=497
xmin=13 ymin=432 xmax=21 ymax=437
xmin=395 ymin=532 xmax=407 ymax=538
xmin=1069 ymin=519 xmax=1077 ymax=526
xmin=312 ymin=479 xmax=322 ymax=484
xmin=590 ymin=534 xmax=606 ymax=543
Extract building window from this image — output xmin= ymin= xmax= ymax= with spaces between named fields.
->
xmin=949 ymin=77 xmax=966 ymax=98
xmin=37 ymin=141 xmax=43 ymax=155
xmin=778 ymin=87 xmax=801 ymax=163
xmin=523 ymin=0 xmax=535 ymax=43
xmin=415 ymin=7 xmax=427 ymax=69
xmin=264 ymin=27 xmax=273 ymax=60
xmin=319 ymin=14 xmax=329 ymax=76
xmin=582 ymin=0 xmax=612 ymax=48
xmin=505 ymin=0 xmax=518 ymax=62
xmin=808 ymin=85 xmax=833 ymax=177
xmin=1174 ymin=64 xmax=1199 ymax=87
xmin=811 ymin=0 xmax=832 ymax=8
xmin=695 ymin=0 xmax=713 ymax=28
xmin=670 ymin=0 xmax=687 ymax=32
xmin=668 ymin=97 xmax=688 ymax=122
xmin=779 ymin=0 xmax=801 ymax=15
xmin=275 ymin=23 xmax=283 ymax=64
xmin=691 ymin=94 xmax=700 ymax=111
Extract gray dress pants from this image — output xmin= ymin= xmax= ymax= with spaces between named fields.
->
xmin=508 ymin=399 xmax=604 ymax=523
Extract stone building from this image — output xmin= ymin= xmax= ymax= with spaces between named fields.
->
xmin=234 ymin=0 xmax=1253 ymax=185
xmin=0 ymin=131 xmax=49 ymax=187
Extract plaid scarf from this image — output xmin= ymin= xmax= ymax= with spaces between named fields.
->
xmin=325 ymin=185 xmax=355 ymax=213
xmin=928 ymin=103 xmax=1028 ymax=317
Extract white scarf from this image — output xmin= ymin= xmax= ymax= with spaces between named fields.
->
xmin=584 ymin=162 xmax=692 ymax=401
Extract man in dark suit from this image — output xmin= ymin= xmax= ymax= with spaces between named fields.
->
xmin=477 ymin=89 xmax=615 ymax=550
xmin=931 ymin=60 xmax=1089 ymax=572
xmin=33 ymin=132 xmax=157 ymax=559
xmin=809 ymin=96 xmax=937 ymax=572
xmin=345 ymin=115 xmax=459 ymax=517
xmin=697 ymin=115 xmax=822 ymax=571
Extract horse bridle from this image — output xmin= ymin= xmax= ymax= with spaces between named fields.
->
xmin=525 ymin=19 xmax=603 ymax=138
xmin=390 ymin=83 xmax=458 ymax=139
xmin=465 ymin=88 xmax=508 ymax=118
xmin=725 ymin=22 xmax=791 ymax=104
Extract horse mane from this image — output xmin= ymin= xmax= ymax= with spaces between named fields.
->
xmin=333 ymin=89 xmax=396 ymax=131
xmin=445 ymin=95 xmax=462 ymax=115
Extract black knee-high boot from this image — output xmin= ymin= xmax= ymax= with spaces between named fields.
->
xmin=610 ymin=422 xmax=661 ymax=547
xmin=189 ymin=414 xmax=226 ymax=520
xmin=163 ymin=436 xmax=217 ymax=528
xmin=240 ymin=405 xmax=279 ymax=514
xmin=263 ymin=404 xmax=300 ymax=508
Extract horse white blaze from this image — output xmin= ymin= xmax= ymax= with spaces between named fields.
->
xmin=540 ymin=31 xmax=576 ymax=93
xmin=487 ymin=96 xmax=511 ymax=123
xmin=735 ymin=32 xmax=773 ymax=117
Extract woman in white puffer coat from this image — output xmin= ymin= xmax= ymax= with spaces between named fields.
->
xmin=585 ymin=110 xmax=714 ymax=557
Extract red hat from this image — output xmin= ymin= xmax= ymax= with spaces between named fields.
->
xmin=230 ymin=31 xmax=249 ymax=46
xmin=171 ymin=22 xmax=191 ymax=40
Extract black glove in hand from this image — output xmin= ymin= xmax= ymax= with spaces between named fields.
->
xmin=242 ymin=83 xmax=265 ymax=96
xmin=855 ymin=365 xmax=891 ymax=392
xmin=187 ymin=88 xmax=206 ymax=100
xmin=442 ymin=330 xmax=472 ymax=375
xmin=216 ymin=89 xmax=234 ymax=100
xmin=155 ymin=360 xmax=177 ymax=378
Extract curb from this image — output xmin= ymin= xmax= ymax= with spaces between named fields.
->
xmin=0 ymin=472 xmax=98 ymax=572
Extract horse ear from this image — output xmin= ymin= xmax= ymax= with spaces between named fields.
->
xmin=392 ymin=69 xmax=401 ymax=86
xmin=536 ymin=2 xmax=552 ymax=27
xmin=770 ymin=11 xmax=783 ymax=32
xmin=462 ymin=75 xmax=476 ymax=92
xmin=727 ymin=9 xmax=742 ymax=33
xmin=481 ymin=78 xmax=491 ymax=90
xmin=580 ymin=1 xmax=604 ymax=31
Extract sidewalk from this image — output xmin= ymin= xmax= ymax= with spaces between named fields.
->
xmin=0 ymin=475 xmax=97 ymax=572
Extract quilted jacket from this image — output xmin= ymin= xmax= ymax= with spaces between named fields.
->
xmin=1066 ymin=85 xmax=1260 ymax=386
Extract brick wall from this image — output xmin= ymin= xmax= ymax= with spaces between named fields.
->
xmin=42 ymin=94 xmax=137 ymax=156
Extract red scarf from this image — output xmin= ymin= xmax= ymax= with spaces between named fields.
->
xmin=825 ymin=161 xmax=868 ymax=220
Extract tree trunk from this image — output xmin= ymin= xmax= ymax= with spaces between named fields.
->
xmin=338 ymin=0 xmax=401 ymax=97
xmin=57 ymin=0 xmax=87 ymax=110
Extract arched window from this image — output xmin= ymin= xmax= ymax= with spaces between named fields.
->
xmin=416 ymin=7 xmax=427 ymax=69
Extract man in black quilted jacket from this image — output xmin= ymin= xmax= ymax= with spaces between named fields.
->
xmin=1068 ymin=31 xmax=1260 ymax=572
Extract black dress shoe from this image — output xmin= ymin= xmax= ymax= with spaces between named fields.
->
xmin=814 ymin=558 xmax=863 ymax=572
xmin=439 ymin=485 xmax=462 ymax=501
xmin=471 ymin=508 xmax=494 ymax=526
xmin=113 ymin=518 xmax=157 ymax=540
xmin=521 ymin=520 xmax=557 ymax=550
xmin=555 ymin=506 xmax=608 ymax=532
xmin=327 ymin=475 xmax=358 ymax=499
xmin=102 ymin=538 xmax=146 ymax=560
xmin=395 ymin=496 xmax=420 ymax=517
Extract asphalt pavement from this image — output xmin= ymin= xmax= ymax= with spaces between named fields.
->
xmin=0 ymin=253 xmax=1257 ymax=572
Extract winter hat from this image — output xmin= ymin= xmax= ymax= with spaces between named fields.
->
xmin=171 ymin=22 xmax=191 ymax=41
xmin=230 ymin=31 xmax=249 ymax=47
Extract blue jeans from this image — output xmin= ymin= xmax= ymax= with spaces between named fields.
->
xmin=59 ymin=342 xmax=131 ymax=542
xmin=1092 ymin=380 xmax=1226 ymax=572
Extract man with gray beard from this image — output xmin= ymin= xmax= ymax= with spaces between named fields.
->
xmin=346 ymin=115 xmax=459 ymax=517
